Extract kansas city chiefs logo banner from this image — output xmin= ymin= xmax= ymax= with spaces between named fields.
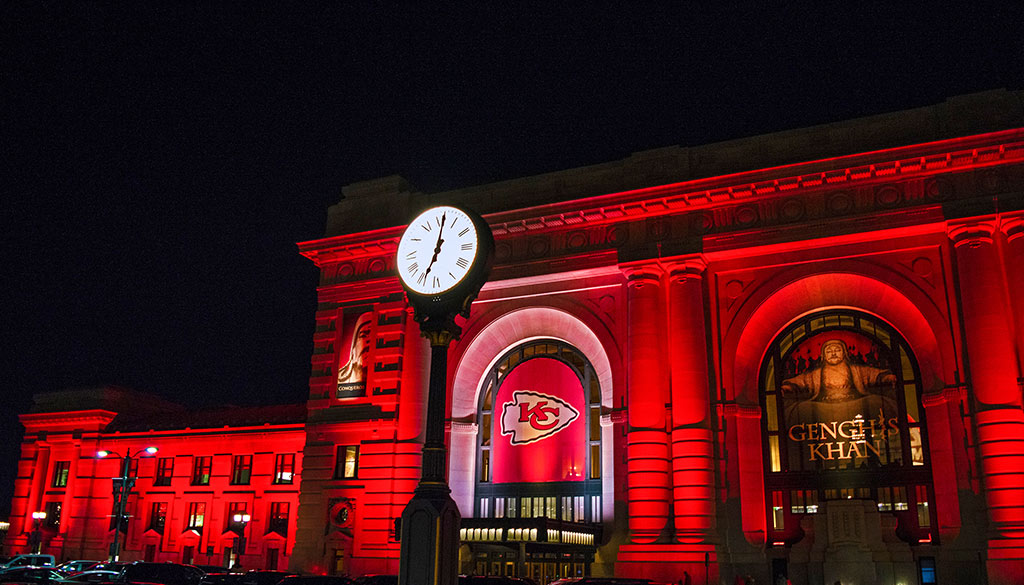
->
xmin=491 ymin=356 xmax=587 ymax=484
xmin=500 ymin=390 xmax=579 ymax=445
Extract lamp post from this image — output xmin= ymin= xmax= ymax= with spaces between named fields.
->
xmin=232 ymin=513 xmax=251 ymax=568
xmin=30 ymin=511 xmax=46 ymax=553
xmin=98 ymin=446 xmax=158 ymax=561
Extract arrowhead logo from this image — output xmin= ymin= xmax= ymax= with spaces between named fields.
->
xmin=500 ymin=390 xmax=579 ymax=445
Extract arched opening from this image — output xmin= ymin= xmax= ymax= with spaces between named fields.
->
xmin=475 ymin=339 xmax=603 ymax=522
xmin=760 ymin=309 xmax=935 ymax=545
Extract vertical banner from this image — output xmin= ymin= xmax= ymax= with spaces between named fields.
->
xmin=492 ymin=357 xmax=586 ymax=483
xmin=337 ymin=311 xmax=372 ymax=398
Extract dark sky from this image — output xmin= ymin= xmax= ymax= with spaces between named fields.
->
xmin=3 ymin=3 xmax=1022 ymax=517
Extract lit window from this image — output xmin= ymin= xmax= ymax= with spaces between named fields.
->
xmin=191 ymin=456 xmax=212 ymax=486
xmin=43 ymin=501 xmax=61 ymax=529
xmin=274 ymin=453 xmax=295 ymax=485
xmin=335 ymin=446 xmax=359 ymax=479
xmin=268 ymin=502 xmax=289 ymax=536
xmin=226 ymin=502 xmax=247 ymax=534
xmin=51 ymin=461 xmax=70 ymax=488
xmin=149 ymin=502 xmax=167 ymax=533
xmin=186 ymin=502 xmax=206 ymax=531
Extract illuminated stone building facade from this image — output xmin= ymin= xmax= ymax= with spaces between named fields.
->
xmin=8 ymin=90 xmax=1024 ymax=585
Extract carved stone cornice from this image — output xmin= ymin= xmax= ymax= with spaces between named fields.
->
xmin=621 ymin=264 xmax=662 ymax=288
xmin=665 ymin=258 xmax=707 ymax=283
xmin=947 ymin=219 xmax=998 ymax=248
xmin=1000 ymin=212 xmax=1024 ymax=243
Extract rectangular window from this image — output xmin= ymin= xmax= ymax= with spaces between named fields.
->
xmin=590 ymin=444 xmax=601 ymax=479
xmin=545 ymin=496 xmax=557 ymax=519
xmin=149 ymin=502 xmax=167 ymax=533
xmin=916 ymin=485 xmax=931 ymax=528
xmin=790 ymin=490 xmax=805 ymax=514
xmin=268 ymin=502 xmax=289 ymax=536
xmin=227 ymin=502 xmax=248 ymax=534
xmin=479 ymin=498 xmax=490 ymax=518
xmin=51 ymin=461 xmax=70 ymax=487
xmin=231 ymin=455 xmax=252 ymax=485
xmin=192 ymin=456 xmax=212 ymax=486
xmin=894 ymin=486 xmax=909 ymax=511
xmin=494 ymin=497 xmax=505 ymax=518
xmin=479 ymin=450 xmax=490 ymax=482
xmin=335 ymin=446 xmax=359 ymax=479
xmin=562 ymin=497 xmax=572 ymax=521
xmin=273 ymin=453 xmax=295 ymax=485
xmin=591 ymin=495 xmax=601 ymax=522
xmin=155 ymin=458 xmax=174 ymax=486
xmin=507 ymin=497 xmax=517 ymax=518
xmin=186 ymin=502 xmax=206 ymax=531
xmin=521 ymin=497 xmax=532 ymax=518
xmin=771 ymin=491 xmax=785 ymax=530
xmin=43 ymin=501 xmax=61 ymax=529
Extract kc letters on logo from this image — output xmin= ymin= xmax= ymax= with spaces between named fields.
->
xmin=500 ymin=390 xmax=579 ymax=445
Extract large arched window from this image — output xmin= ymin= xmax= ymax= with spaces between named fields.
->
xmin=760 ymin=310 xmax=934 ymax=544
xmin=475 ymin=340 xmax=602 ymax=523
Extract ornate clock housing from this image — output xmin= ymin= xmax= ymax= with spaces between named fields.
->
xmin=396 ymin=205 xmax=493 ymax=321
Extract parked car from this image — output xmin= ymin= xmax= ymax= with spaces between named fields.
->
xmin=57 ymin=571 xmax=122 ymax=584
xmin=275 ymin=576 xmax=353 ymax=585
xmin=199 ymin=574 xmax=246 ymax=585
xmin=459 ymin=577 xmax=533 ymax=585
xmin=239 ymin=571 xmax=295 ymax=585
xmin=0 ymin=557 xmax=56 ymax=570
xmin=114 ymin=562 xmax=203 ymax=585
xmin=55 ymin=562 xmax=101 ymax=576
xmin=0 ymin=567 xmax=64 ymax=584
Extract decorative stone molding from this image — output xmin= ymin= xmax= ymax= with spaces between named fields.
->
xmin=947 ymin=220 xmax=998 ymax=248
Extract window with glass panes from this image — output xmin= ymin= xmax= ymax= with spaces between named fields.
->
xmin=231 ymin=455 xmax=252 ymax=485
xmin=51 ymin=461 xmax=70 ymax=487
xmin=274 ymin=453 xmax=295 ymax=484
xmin=760 ymin=309 xmax=934 ymax=545
xmin=474 ymin=339 xmax=602 ymax=523
xmin=192 ymin=456 xmax=212 ymax=486
xmin=155 ymin=458 xmax=174 ymax=486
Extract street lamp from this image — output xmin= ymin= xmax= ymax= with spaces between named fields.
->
xmin=97 ymin=446 xmax=158 ymax=561
xmin=231 ymin=513 xmax=251 ymax=568
xmin=30 ymin=511 xmax=46 ymax=553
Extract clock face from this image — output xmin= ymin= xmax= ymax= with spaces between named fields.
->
xmin=397 ymin=206 xmax=479 ymax=295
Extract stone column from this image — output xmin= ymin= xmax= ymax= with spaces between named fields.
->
xmin=1000 ymin=212 xmax=1024 ymax=397
xmin=949 ymin=220 xmax=1024 ymax=585
xmin=665 ymin=260 xmax=715 ymax=543
xmin=624 ymin=265 xmax=671 ymax=543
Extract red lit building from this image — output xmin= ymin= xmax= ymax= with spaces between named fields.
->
xmin=7 ymin=389 xmax=304 ymax=570
xmin=9 ymin=90 xmax=1024 ymax=585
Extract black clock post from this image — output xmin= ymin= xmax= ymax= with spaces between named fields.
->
xmin=397 ymin=206 xmax=493 ymax=585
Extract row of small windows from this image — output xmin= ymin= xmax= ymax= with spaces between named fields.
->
xmin=149 ymin=501 xmax=290 ymax=536
xmin=477 ymin=495 xmax=601 ymax=523
xmin=49 ymin=453 xmax=297 ymax=488
xmin=769 ymin=485 xmax=931 ymax=530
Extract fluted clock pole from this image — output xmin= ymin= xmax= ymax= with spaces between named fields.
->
xmin=396 ymin=206 xmax=493 ymax=585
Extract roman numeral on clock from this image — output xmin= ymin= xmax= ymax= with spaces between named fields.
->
xmin=461 ymin=243 xmax=472 ymax=250
xmin=459 ymin=228 xmax=470 ymax=237
xmin=456 ymin=257 xmax=469 ymax=269
xmin=408 ymin=262 xmax=418 ymax=273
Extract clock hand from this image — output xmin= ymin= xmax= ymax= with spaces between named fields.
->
xmin=424 ymin=213 xmax=447 ymax=276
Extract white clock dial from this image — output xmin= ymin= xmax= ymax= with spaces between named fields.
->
xmin=397 ymin=206 xmax=479 ymax=295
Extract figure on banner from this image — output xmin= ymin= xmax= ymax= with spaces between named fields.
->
xmin=781 ymin=338 xmax=900 ymax=441
xmin=337 ymin=312 xmax=372 ymax=394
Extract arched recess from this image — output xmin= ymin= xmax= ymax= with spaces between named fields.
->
xmin=721 ymin=264 xmax=958 ymax=546
xmin=448 ymin=305 xmax=617 ymax=520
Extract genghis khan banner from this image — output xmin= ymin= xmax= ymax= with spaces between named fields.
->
xmin=780 ymin=333 xmax=906 ymax=468
xmin=492 ymin=356 xmax=586 ymax=483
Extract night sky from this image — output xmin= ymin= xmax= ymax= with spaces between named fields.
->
xmin=3 ymin=3 xmax=1022 ymax=517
